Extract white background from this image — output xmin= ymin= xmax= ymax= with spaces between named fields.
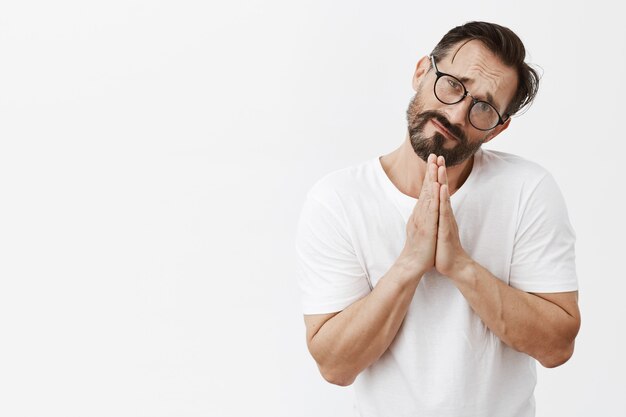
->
xmin=0 ymin=1 xmax=624 ymax=416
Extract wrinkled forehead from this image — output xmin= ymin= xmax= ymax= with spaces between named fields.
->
xmin=437 ymin=40 xmax=518 ymax=113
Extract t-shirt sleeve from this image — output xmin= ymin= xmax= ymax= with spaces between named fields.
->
xmin=295 ymin=195 xmax=371 ymax=315
xmin=509 ymin=173 xmax=578 ymax=293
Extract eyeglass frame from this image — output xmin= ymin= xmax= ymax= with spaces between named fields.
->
xmin=429 ymin=55 xmax=509 ymax=131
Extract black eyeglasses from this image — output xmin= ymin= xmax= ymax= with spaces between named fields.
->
xmin=430 ymin=55 xmax=508 ymax=131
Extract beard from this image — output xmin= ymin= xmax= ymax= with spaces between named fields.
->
xmin=406 ymin=92 xmax=485 ymax=166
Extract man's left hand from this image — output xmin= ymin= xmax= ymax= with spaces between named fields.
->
xmin=434 ymin=156 xmax=473 ymax=278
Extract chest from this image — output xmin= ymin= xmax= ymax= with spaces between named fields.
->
xmin=345 ymin=193 xmax=518 ymax=287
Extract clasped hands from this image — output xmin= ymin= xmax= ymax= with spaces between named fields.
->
xmin=398 ymin=153 xmax=473 ymax=280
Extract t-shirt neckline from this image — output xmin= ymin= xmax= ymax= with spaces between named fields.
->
xmin=374 ymin=149 xmax=483 ymax=219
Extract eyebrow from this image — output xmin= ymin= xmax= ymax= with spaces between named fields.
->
xmin=458 ymin=75 xmax=499 ymax=111
xmin=447 ymin=41 xmax=505 ymax=113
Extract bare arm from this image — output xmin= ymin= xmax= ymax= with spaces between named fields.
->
xmin=304 ymin=261 xmax=422 ymax=386
xmin=435 ymin=160 xmax=580 ymax=367
xmin=304 ymin=154 xmax=441 ymax=386
xmin=447 ymin=260 xmax=580 ymax=367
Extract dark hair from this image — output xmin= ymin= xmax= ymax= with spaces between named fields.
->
xmin=430 ymin=21 xmax=540 ymax=117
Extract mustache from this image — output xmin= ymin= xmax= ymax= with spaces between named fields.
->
xmin=414 ymin=110 xmax=467 ymax=144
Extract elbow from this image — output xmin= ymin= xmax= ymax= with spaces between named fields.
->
xmin=539 ymin=320 xmax=580 ymax=368
xmin=538 ymin=342 xmax=575 ymax=368
xmin=308 ymin=339 xmax=359 ymax=386
xmin=318 ymin=365 xmax=357 ymax=387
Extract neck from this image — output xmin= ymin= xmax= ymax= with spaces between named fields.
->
xmin=380 ymin=133 xmax=475 ymax=199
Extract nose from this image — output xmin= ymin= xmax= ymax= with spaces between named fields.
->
xmin=444 ymin=95 xmax=472 ymax=127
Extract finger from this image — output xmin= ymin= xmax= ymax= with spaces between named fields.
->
xmin=415 ymin=163 xmax=440 ymax=225
xmin=419 ymin=156 xmax=437 ymax=199
xmin=438 ymin=184 xmax=450 ymax=236
xmin=431 ymin=182 xmax=441 ymax=212
xmin=438 ymin=166 xmax=449 ymax=186
xmin=426 ymin=156 xmax=437 ymax=182
xmin=427 ymin=182 xmax=440 ymax=231
xmin=439 ymin=184 xmax=454 ymax=222
xmin=437 ymin=154 xmax=448 ymax=179
xmin=426 ymin=153 xmax=436 ymax=184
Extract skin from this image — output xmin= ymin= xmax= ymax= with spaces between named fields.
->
xmin=303 ymin=40 xmax=581 ymax=387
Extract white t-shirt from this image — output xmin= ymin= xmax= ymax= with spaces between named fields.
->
xmin=295 ymin=149 xmax=578 ymax=417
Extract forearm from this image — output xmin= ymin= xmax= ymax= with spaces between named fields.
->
xmin=308 ymin=261 xmax=422 ymax=386
xmin=450 ymin=259 xmax=580 ymax=367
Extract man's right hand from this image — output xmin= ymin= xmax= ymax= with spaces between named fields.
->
xmin=303 ymin=153 xmax=442 ymax=386
xmin=397 ymin=153 xmax=440 ymax=281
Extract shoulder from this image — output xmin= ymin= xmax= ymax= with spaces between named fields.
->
xmin=477 ymin=149 xmax=554 ymax=192
xmin=306 ymin=158 xmax=381 ymax=208
xmin=477 ymin=149 xmax=570 ymax=216
xmin=297 ymin=158 xmax=381 ymax=246
xmin=479 ymin=149 xmax=550 ymax=178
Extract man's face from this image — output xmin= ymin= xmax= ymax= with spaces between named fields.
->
xmin=407 ymin=40 xmax=518 ymax=166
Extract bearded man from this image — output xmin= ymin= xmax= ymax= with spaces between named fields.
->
xmin=295 ymin=21 xmax=580 ymax=417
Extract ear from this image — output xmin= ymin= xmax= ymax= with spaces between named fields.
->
xmin=483 ymin=117 xmax=511 ymax=144
xmin=412 ymin=55 xmax=431 ymax=91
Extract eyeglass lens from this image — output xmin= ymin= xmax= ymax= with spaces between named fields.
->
xmin=434 ymin=75 xmax=500 ymax=130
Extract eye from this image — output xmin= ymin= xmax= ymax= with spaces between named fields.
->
xmin=475 ymin=101 xmax=494 ymax=114
xmin=446 ymin=78 xmax=463 ymax=92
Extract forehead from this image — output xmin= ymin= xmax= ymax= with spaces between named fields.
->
xmin=438 ymin=40 xmax=518 ymax=112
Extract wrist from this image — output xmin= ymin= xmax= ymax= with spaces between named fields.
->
xmin=393 ymin=256 xmax=429 ymax=284
xmin=447 ymin=254 xmax=477 ymax=285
